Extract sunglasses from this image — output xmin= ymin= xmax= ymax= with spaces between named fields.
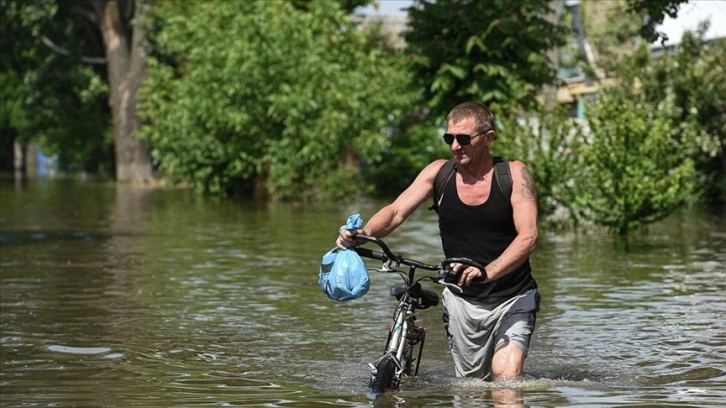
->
xmin=442 ymin=130 xmax=490 ymax=145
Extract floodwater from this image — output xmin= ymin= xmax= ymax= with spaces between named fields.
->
xmin=1 ymin=178 xmax=724 ymax=407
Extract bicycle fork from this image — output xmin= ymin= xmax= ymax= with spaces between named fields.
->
xmin=369 ymin=304 xmax=408 ymax=376
xmin=377 ymin=305 xmax=418 ymax=375
xmin=395 ymin=305 xmax=428 ymax=377
xmin=388 ymin=306 xmax=407 ymax=360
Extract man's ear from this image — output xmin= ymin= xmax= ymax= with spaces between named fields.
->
xmin=485 ymin=131 xmax=496 ymax=145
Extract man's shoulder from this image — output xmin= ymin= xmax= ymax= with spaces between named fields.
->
xmin=493 ymin=156 xmax=525 ymax=167
xmin=431 ymin=158 xmax=451 ymax=169
xmin=507 ymin=159 xmax=527 ymax=169
xmin=424 ymin=159 xmax=452 ymax=178
xmin=504 ymin=160 xmax=530 ymax=181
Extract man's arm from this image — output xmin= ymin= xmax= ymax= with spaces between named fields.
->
xmin=336 ymin=160 xmax=447 ymax=248
xmin=484 ymin=160 xmax=539 ymax=281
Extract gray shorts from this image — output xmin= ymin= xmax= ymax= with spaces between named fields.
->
xmin=442 ymin=288 xmax=540 ymax=379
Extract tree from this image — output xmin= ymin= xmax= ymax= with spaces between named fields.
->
xmin=579 ymin=0 xmax=643 ymax=76
xmin=639 ymin=25 xmax=726 ymax=203
xmin=625 ymin=0 xmax=689 ymax=44
xmin=493 ymin=105 xmax=584 ymax=225
xmin=404 ymin=0 xmax=568 ymax=118
xmin=292 ymin=0 xmax=373 ymax=14
xmin=82 ymin=0 xmax=153 ymax=184
xmin=577 ymin=68 xmax=698 ymax=235
xmin=139 ymin=0 xmax=414 ymax=200
xmin=580 ymin=0 xmax=689 ymax=75
xmin=0 ymin=0 xmax=153 ymax=183
xmin=0 ymin=0 xmax=113 ymax=176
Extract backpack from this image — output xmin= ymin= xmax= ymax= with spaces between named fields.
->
xmin=429 ymin=156 xmax=512 ymax=213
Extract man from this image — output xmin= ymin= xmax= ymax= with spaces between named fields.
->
xmin=336 ymin=101 xmax=539 ymax=381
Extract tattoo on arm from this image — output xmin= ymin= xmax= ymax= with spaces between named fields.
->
xmin=518 ymin=167 xmax=537 ymax=200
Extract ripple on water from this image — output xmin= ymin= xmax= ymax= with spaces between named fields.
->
xmin=47 ymin=345 xmax=111 ymax=355
xmin=636 ymin=366 xmax=726 ymax=385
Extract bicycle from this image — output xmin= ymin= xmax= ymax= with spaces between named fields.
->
xmin=352 ymin=234 xmax=485 ymax=394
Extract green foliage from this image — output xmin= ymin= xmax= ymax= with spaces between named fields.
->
xmin=367 ymin=119 xmax=445 ymax=197
xmin=494 ymin=105 xmax=584 ymax=225
xmin=625 ymin=0 xmax=688 ymax=44
xmin=580 ymin=3 xmax=723 ymax=205
xmin=140 ymin=0 xmax=413 ymax=200
xmin=582 ymin=0 xmax=693 ymax=74
xmin=577 ymin=83 xmax=698 ymax=236
xmin=579 ymin=0 xmax=642 ymax=76
xmin=0 ymin=0 xmax=113 ymax=175
xmin=1 ymin=0 xmax=57 ymax=144
xmin=638 ymin=26 xmax=725 ymax=203
xmin=291 ymin=0 xmax=373 ymax=14
xmin=404 ymin=0 xmax=567 ymax=118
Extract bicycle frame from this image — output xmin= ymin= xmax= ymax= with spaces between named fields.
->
xmin=351 ymin=234 xmax=484 ymax=394
xmin=368 ymin=265 xmax=424 ymax=391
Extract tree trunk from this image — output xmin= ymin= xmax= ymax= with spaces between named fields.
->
xmin=97 ymin=0 xmax=153 ymax=184
xmin=13 ymin=140 xmax=26 ymax=183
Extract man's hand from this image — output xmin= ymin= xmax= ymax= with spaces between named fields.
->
xmin=336 ymin=228 xmax=362 ymax=250
xmin=454 ymin=263 xmax=486 ymax=286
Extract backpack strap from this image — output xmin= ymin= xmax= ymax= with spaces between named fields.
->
xmin=429 ymin=159 xmax=457 ymax=213
xmin=493 ymin=156 xmax=512 ymax=199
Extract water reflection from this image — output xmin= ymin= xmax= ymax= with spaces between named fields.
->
xmin=1 ymin=179 xmax=724 ymax=406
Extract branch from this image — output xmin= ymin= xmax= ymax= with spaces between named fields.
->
xmin=41 ymin=36 xmax=107 ymax=65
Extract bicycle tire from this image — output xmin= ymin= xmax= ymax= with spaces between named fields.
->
xmin=369 ymin=353 xmax=398 ymax=393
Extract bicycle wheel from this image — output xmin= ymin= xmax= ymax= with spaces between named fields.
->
xmin=369 ymin=353 xmax=398 ymax=393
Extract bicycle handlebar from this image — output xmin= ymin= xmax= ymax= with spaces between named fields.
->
xmin=441 ymin=257 xmax=485 ymax=271
xmin=352 ymin=234 xmax=486 ymax=278
xmin=352 ymin=235 xmax=440 ymax=271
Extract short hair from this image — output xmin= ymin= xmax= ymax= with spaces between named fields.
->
xmin=447 ymin=102 xmax=495 ymax=133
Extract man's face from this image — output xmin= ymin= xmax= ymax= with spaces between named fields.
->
xmin=445 ymin=117 xmax=490 ymax=165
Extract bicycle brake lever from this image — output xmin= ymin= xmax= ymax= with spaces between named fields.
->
xmin=370 ymin=264 xmax=396 ymax=273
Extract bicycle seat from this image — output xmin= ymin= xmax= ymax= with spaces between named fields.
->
xmin=389 ymin=283 xmax=440 ymax=309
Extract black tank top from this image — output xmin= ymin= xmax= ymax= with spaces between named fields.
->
xmin=438 ymin=171 xmax=536 ymax=302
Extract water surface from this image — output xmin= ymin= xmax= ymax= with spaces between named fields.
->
xmin=1 ymin=179 xmax=724 ymax=406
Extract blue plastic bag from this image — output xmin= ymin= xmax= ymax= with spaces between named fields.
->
xmin=318 ymin=214 xmax=370 ymax=301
